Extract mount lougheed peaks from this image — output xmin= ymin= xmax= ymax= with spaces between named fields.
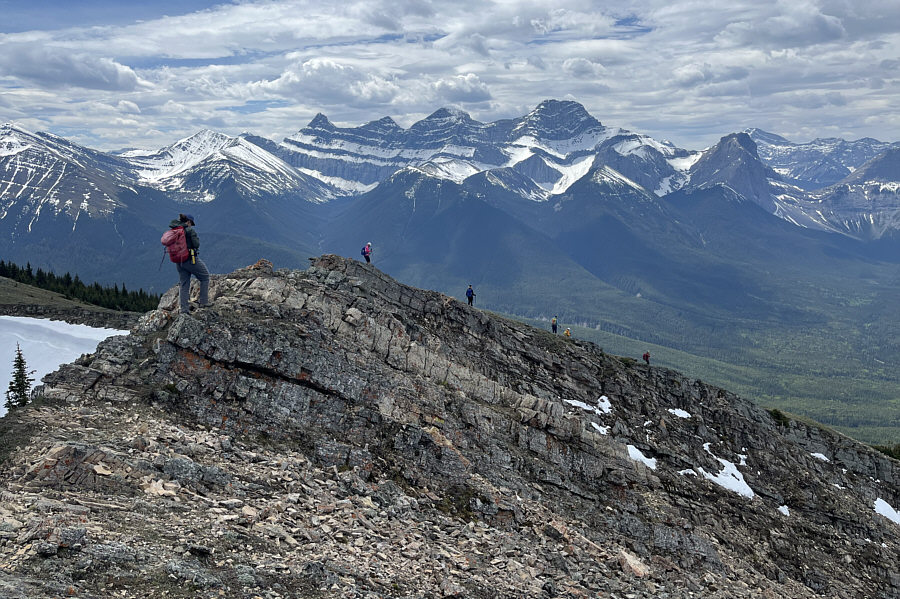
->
xmin=1 ymin=256 xmax=897 ymax=598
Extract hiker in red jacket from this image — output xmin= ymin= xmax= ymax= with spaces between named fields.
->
xmin=167 ymin=213 xmax=209 ymax=314
xmin=361 ymin=242 xmax=373 ymax=263
xmin=643 ymin=351 xmax=650 ymax=365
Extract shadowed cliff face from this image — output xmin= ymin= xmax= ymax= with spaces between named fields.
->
xmin=1 ymin=255 xmax=898 ymax=598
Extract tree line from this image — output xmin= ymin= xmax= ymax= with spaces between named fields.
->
xmin=0 ymin=260 xmax=159 ymax=312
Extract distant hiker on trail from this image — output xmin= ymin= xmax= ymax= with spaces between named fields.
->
xmin=361 ymin=242 xmax=373 ymax=263
xmin=643 ymin=351 xmax=650 ymax=365
xmin=162 ymin=213 xmax=209 ymax=315
xmin=466 ymin=285 xmax=475 ymax=306
xmin=551 ymin=315 xmax=558 ymax=334
xmin=564 ymin=328 xmax=571 ymax=338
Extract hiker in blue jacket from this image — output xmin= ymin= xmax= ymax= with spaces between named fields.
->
xmin=466 ymin=285 xmax=475 ymax=306
xmin=169 ymin=213 xmax=209 ymax=314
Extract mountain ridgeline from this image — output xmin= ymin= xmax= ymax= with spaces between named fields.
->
xmin=0 ymin=256 xmax=897 ymax=598
xmin=3 ymin=100 xmax=900 ymax=443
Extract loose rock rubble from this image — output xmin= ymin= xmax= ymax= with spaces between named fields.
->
xmin=0 ymin=255 xmax=897 ymax=598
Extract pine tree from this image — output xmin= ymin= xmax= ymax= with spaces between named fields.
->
xmin=5 ymin=343 xmax=35 ymax=410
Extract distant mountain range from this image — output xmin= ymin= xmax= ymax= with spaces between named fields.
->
xmin=4 ymin=98 xmax=900 ymax=308
xmin=4 ymin=100 xmax=900 ymax=442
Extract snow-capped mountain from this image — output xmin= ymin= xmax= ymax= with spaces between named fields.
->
xmin=746 ymin=128 xmax=899 ymax=191
xmin=122 ymin=130 xmax=339 ymax=202
xmin=0 ymin=123 xmax=131 ymax=235
xmin=276 ymin=100 xmax=685 ymax=201
xmin=806 ymin=147 xmax=900 ymax=239
xmin=4 ymin=99 xmax=900 ymax=294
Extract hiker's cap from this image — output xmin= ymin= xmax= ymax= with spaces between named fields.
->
xmin=183 ymin=214 xmax=195 ymax=224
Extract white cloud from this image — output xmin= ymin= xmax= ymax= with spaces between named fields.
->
xmin=0 ymin=44 xmax=147 ymax=91
xmin=0 ymin=0 xmax=896 ymax=151
xmin=716 ymin=2 xmax=846 ymax=49
xmin=562 ymin=58 xmax=605 ymax=79
xmin=117 ymin=100 xmax=141 ymax=114
xmin=432 ymin=73 xmax=491 ymax=103
xmin=250 ymin=58 xmax=400 ymax=106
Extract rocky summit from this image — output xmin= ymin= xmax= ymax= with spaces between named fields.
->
xmin=0 ymin=255 xmax=898 ymax=598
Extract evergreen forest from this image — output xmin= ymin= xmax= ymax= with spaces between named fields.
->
xmin=0 ymin=260 xmax=159 ymax=312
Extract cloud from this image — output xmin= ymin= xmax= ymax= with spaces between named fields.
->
xmin=117 ymin=100 xmax=141 ymax=114
xmin=527 ymin=55 xmax=547 ymax=70
xmin=716 ymin=3 xmax=845 ymax=49
xmin=251 ymin=58 xmax=400 ymax=105
xmin=0 ymin=0 xmax=896 ymax=151
xmin=0 ymin=44 xmax=146 ymax=91
xmin=432 ymin=73 xmax=491 ymax=103
xmin=782 ymin=91 xmax=848 ymax=109
xmin=672 ymin=63 xmax=750 ymax=89
xmin=562 ymin=58 xmax=605 ymax=79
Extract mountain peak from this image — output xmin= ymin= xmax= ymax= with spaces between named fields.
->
xmin=0 ymin=122 xmax=31 ymax=135
xmin=513 ymin=99 xmax=602 ymax=140
xmin=359 ymin=116 xmax=402 ymax=135
xmin=745 ymin=128 xmax=792 ymax=146
xmin=844 ymin=146 xmax=900 ymax=183
xmin=422 ymin=107 xmax=473 ymax=123
xmin=162 ymin=129 xmax=232 ymax=157
xmin=0 ymin=123 xmax=38 ymax=157
xmin=307 ymin=113 xmax=334 ymax=130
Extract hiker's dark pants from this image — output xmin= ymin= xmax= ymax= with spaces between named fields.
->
xmin=468 ymin=297 xmax=473 ymax=305
xmin=176 ymin=257 xmax=209 ymax=314
xmin=364 ymin=255 xmax=370 ymax=263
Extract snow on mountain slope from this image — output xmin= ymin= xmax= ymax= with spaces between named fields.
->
xmin=0 ymin=124 xmax=126 ymax=231
xmin=122 ymin=131 xmax=339 ymax=202
xmin=590 ymin=164 xmax=647 ymax=193
xmin=802 ymin=148 xmax=900 ymax=239
xmin=550 ymin=155 xmax=597 ymax=194
xmin=0 ymin=316 xmax=127 ymax=418
xmin=123 ymin=130 xmax=234 ymax=183
xmin=747 ymin=128 xmax=899 ymax=191
xmin=278 ymin=100 xmax=678 ymax=199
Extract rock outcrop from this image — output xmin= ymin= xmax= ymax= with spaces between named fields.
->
xmin=0 ymin=255 xmax=897 ymax=598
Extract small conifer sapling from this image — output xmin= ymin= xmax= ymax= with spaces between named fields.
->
xmin=5 ymin=343 xmax=35 ymax=410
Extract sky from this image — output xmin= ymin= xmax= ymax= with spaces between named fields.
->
xmin=0 ymin=316 xmax=128 ymax=417
xmin=0 ymin=0 xmax=898 ymax=152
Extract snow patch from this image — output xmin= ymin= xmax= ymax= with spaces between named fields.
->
xmin=565 ymin=395 xmax=611 ymax=417
xmin=667 ymin=152 xmax=702 ymax=172
xmin=810 ymin=452 xmax=830 ymax=462
xmin=778 ymin=505 xmax=790 ymax=516
xmin=697 ymin=443 xmax=755 ymax=499
xmin=627 ymin=445 xmax=657 ymax=470
xmin=0 ymin=316 xmax=129 ymax=418
xmin=549 ymin=155 xmax=595 ymax=194
xmin=591 ymin=422 xmax=609 ymax=435
xmin=874 ymin=498 xmax=900 ymax=525
xmin=667 ymin=408 xmax=691 ymax=419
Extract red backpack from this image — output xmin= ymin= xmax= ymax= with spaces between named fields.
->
xmin=161 ymin=226 xmax=190 ymax=263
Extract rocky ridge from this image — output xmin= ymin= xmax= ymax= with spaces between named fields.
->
xmin=0 ymin=255 xmax=897 ymax=598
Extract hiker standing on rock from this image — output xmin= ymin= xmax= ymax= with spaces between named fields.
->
xmin=564 ymin=328 xmax=571 ymax=338
xmin=163 ymin=213 xmax=209 ymax=315
xmin=466 ymin=285 xmax=475 ymax=306
xmin=643 ymin=351 xmax=651 ymax=365
xmin=551 ymin=315 xmax=558 ymax=334
xmin=361 ymin=242 xmax=373 ymax=263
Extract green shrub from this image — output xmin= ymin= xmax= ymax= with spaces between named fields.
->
xmin=767 ymin=408 xmax=791 ymax=427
